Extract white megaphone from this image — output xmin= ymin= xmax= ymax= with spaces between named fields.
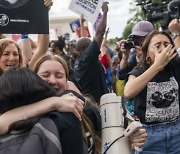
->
xmin=100 ymin=93 xmax=142 ymax=154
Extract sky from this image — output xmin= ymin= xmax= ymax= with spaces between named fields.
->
xmin=49 ymin=0 xmax=134 ymax=39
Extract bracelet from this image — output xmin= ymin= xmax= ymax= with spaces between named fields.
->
xmin=171 ymin=33 xmax=180 ymax=40
xmin=21 ymin=34 xmax=29 ymax=39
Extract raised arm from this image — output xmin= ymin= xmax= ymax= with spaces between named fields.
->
xmin=0 ymin=94 xmax=84 ymax=135
xmin=168 ymin=18 xmax=180 ymax=49
xmin=30 ymin=37 xmax=37 ymax=49
xmin=101 ymin=28 xmax=109 ymax=49
xmin=100 ymin=28 xmax=109 ymax=55
xmin=124 ymin=44 xmax=177 ymax=99
xmin=80 ymin=15 xmax=87 ymax=37
xmin=95 ymin=2 xmax=108 ymax=47
xmin=20 ymin=35 xmax=34 ymax=67
xmin=28 ymin=0 xmax=53 ymax=69
xmin=29 ymin=34 xmax=49 ymax=69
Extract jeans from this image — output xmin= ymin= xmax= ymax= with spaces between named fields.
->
xmin=135 ymin=118 xmax=180 ymax=154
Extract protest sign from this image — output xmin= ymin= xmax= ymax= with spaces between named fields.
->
xmin=69 ymin=19 xmax=81 ymax=32
xmin=93 ymin=12 xmax=102 ymax=31
xmin=69 ymin=19 xmax=91 ymax=38
xmin=69 ymin=0 xmax=104 ymax=24
xmin=75 ymin=26 xmax=91 ymax=38
xmin=0 ymin=0 xmax=49 ymax=34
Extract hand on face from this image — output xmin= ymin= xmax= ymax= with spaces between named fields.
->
xmin=129 ymin=128 xmax=147 ymax=149
xmin=153 ymin=44 xmax=177 ymax=71
xmin=147 ymin=34 xmax=177 ymax=71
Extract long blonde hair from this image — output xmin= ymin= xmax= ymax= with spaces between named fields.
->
xmin=82 ymin=96 xmax=101 ymax=154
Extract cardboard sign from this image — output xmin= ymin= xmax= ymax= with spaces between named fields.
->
xmin=69 ymin=0 xmax=104 ymax=24
xmin=0 ymin=0 xmax=49 ymax=34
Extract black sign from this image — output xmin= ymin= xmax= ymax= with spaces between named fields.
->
xmin=0 ymin=0 xmax=49 ymax=34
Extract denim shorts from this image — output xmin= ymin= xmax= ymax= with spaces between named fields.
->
xmin=135 ymin=118 xmax=180 ymax=154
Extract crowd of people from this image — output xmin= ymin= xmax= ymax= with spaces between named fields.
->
xmin=0 ymin=0 xmax=180 ymax=154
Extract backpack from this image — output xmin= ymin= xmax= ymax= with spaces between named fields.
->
xmin=0 ymin=117 xmax=62 ymax=154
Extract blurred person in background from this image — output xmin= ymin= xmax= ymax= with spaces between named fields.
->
xmin=117 ymin=21 xmax=154 ymax=80
xmin=64 ymin=39 xmax=77 ymax=81
xmin=50 ymin=36 xmax=71 ymax=62
xmin=73 ymin=2 xmax=109 ymax=104
xmin=50 ymin=36 xmax=72 ymax=80
xmin=99 ymin=28 xmax=114 ymax=92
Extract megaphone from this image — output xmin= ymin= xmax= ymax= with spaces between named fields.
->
xmin=100 ymin=93 xmax=142 ymax=154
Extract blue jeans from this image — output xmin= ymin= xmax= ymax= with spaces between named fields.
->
xmin=135 ymin=118 xmax=180 ymax=154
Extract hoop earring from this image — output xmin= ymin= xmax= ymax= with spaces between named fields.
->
xmin=146 ymin=56 xmax=152 ymax=66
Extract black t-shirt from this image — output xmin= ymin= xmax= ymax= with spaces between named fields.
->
xmin=128 ymin=62 xmax=180 ymax=124
xmin=73 ymin=40 xmax=109 ymax=102
xmin=48 ymin=111 xmax=86 ymax=154
xmin=48 ymin=90 xmax=86 ymax=154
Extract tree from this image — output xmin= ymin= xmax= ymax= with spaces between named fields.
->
xmin=122 ymin=23 xmax=134 ymax=39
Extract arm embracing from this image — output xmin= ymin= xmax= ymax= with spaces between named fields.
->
xmin=0 ymin=95 xmax=84 ymax=135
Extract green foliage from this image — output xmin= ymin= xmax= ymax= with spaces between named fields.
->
xmin=108 ymin=0 xmax=173 ymax=42
xmin=122 ymin=23 xmax=134 ymax=39
xmin=108 ymin=37 xmax=121 ymax=45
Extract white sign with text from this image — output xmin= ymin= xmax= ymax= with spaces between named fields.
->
xmin=69 ymin=0 xmax=104 ymax=24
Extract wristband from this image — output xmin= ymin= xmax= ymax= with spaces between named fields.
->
xmin=21 ymin=34 xmax=29 ymax=39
